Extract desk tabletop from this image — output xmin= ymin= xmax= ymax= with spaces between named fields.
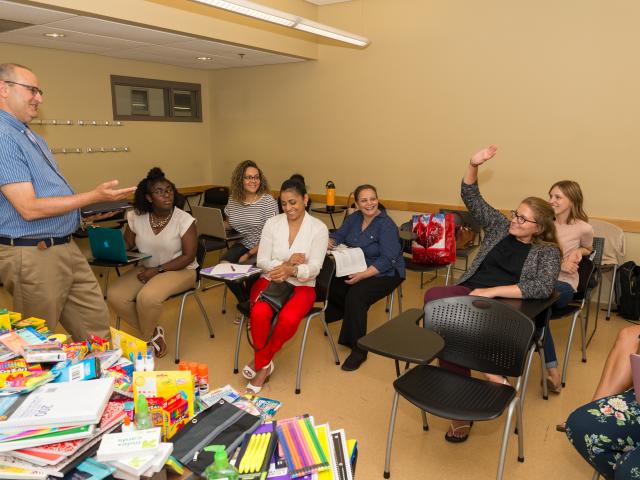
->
xmin=310 ymin=206 xmax=346 ymax=214
xmin=498 ymin=292 xmax=559 ymax=320
xmin=358 ymin=308 xmax=445 ymax=364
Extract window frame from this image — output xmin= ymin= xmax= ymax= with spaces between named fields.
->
xmin=110 ymin=75 xmax=202 ymax=122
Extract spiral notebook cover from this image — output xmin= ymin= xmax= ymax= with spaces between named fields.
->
xmin=276 ymin=416 xmax=328 ymax=478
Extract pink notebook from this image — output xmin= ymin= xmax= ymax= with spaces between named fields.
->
xmin=630 ymin=353 xmax=640 ymax=403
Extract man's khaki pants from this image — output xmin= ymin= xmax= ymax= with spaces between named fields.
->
xmin=0 ymin=240 xmax=111 ymax=341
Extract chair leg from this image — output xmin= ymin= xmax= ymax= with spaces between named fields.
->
xmin=174 ymin=293 xmax=189 ymax=364
xmin=396 ymin=284 xmax=403 ymax=315
xmin=606 ymin=265 xmax=617 ymax=320
xmin=592 ymin=470 xmax=600 ymax=480
xmin=295 ymin=314 xmax=317 ymax=395
xmin=515 ymin=398 xmax=524 ymax=462
xmin=496 ymin=399 xmax=518 ymax=480
xmin=385 ymin=295 xmax=390 ymax=313
xmin=115 ymin=316 xmax=121 ymax=330
xmin=233 ymin=314 xmax=245 ymax=374
xmin=537 ymin=336 xmax=548 ymax=400
xmin=580 ymin=308 xmax=588 ymax=363
xmin=420 ymin=410 xmax=429 ymax=431
xmin=561 ymin=311 xmax=580 ymax=387
xmin=221 ymin=284 xmax=228 ymax=314
xmin=102 ymin=268 xmax=110 ymax=300
xmin=595 ymin=270 xmax=603 ymax=326
xmin=519 ymin=345 xmax=536 ymax=416
xmin=387 ymin=291 xmax=395 ymax=321
xmin=383 ymin=391 xmax=400 ymax=479
xmin=444 ymin=264 xmax=452 ymax=286
xmin=194 ymin=293 xmax=214 ymax=338
xmin=320 ymin=314 xmax=340 ymax=365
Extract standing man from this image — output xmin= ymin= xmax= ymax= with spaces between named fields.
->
xmin=0 ymin=63 xmax=135 ymax=340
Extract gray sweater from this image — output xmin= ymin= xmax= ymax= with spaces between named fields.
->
xmin=457 ymin=182 xmax=561 ymax=299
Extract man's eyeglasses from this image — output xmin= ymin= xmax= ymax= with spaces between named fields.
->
xmin=1 ymin=80 xmax=44 ymax=97
xmin=243 ymin=175 xmax=260 ymax=182
xmin=151 ymin=188 xmax=174 ymax=197
xmin=510 ymin=210 xmax=537 ymax=225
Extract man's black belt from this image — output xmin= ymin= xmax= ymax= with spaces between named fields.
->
xmin=0 ymin=236 xmax=72 ymax=248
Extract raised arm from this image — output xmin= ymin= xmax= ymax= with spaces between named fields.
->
xmin=463 ymin=145 xmax=497 ymax=185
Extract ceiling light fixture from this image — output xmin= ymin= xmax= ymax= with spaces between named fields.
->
xmin=43 ymin=32 xmax=65 ymax=38
xmin=196 ymin=56 xmax=213 ymax=60
xmin=189 ymin=0 xmax=370 ymax=47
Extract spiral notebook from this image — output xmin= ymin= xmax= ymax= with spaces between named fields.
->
xmin=276 ymin=415 xmax=329 ymax=478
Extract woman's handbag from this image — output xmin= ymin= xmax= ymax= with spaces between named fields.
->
xmin=246 ymin=281 xmax=295 ymax=351
xmin=258 ymin=280 xmax=295 ymax=312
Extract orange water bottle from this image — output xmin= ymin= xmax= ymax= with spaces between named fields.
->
xmin=326 ymin=181 xmax=336 ymax=212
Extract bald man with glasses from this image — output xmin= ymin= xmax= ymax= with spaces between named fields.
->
xmin=0 ymin=63 xmax=135 ymax=340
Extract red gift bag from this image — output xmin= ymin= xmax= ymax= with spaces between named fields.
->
xmin=411 ymin=213 xmax=456 ymax=265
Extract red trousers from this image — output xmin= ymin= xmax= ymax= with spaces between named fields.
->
xmin=249 ymin=277 xmax=316 ymax=369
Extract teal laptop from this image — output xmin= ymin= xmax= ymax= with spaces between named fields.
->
xmin=87 ymin=227 xmax=148 ymax=263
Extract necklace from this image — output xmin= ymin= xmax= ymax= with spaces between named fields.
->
xmin=150 ymin=209 xmax=173 ymax=229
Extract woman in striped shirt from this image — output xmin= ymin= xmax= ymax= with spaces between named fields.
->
xmin=221 ymin=160 xmax=278 ymax=312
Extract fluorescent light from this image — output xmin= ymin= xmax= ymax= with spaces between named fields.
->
xmin=188 ymin=0 xmax=370 ymax=46
xmin=295 ymin=21 xmax=369 ymax=47
xmin=196 ymin=56 xmax=213 ymax=61
xmin=190 ymin=0 xmax=296 ymax=27
xmin=43 ymin=32 xmax=65 ymax=38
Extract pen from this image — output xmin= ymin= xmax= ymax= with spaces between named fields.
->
xmin=230 ymin=264 xmax=236 ymax=272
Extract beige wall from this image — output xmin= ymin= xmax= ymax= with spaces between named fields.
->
xmin=0 ymin=43 xmax=213 ymax=191
xmin=207 ymin=0 xmax=640 ymax=261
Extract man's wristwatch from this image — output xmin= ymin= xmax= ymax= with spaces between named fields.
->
xmin=157 ymin=264 xmax=165 ymax=274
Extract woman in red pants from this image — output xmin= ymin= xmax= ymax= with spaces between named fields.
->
xmin=243 ymin=178 xmax=329 ymax=393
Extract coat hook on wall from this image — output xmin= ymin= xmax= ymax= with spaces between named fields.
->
xmin=50 ymin=147 xmax=83 ymax=154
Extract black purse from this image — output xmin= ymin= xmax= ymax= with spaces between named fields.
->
xmin=247 ymin=281 xmax=295 ymax=351
xmin=259 ymin=280 xmax=295 ymax=312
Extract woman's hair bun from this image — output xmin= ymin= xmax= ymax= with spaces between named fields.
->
xmin=147 ymin=167 xmax=165 ymax=180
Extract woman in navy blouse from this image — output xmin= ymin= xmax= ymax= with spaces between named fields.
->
xmin=325 ymin=184 xmax=405 ymax=371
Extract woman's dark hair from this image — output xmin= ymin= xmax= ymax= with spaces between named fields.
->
xmin=354 ymin=184 xmax=378 ymax=202
xmin=229 ymin=160 xmax=271 ymax=203
xmin=133 ymin=167 xmax=180 ymax=214
xmin=278 ymin=174 xmax=311 ymax=213
xmin=280 ymin=177 xmax=307 ymax=197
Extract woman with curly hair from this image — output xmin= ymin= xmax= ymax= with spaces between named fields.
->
xmin=107 ymin=167 xmax=198 ymax=357
xmin=221 ymin=160 xmax=278 ymax=315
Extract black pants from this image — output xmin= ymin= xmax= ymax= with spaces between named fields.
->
xmin=325 ymin=274 xmax=404 ymax=350
xmin=220 ymin=243 xmax=257 ymax=305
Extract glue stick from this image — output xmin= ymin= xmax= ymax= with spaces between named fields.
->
xmin=197 ymin=363 xmax=209 ymax=395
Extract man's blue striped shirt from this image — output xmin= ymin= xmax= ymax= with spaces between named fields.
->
xmin=0 ymin=110 xmax=79 ymax=238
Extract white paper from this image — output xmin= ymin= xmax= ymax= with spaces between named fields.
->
xmin=331 ymin=246 xmax=367 ymax=277
xmin=208 ymin=263 xmax=252 ymax=274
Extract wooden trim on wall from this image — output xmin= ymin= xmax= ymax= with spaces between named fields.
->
xmin=178 ymin=185 xmax=640 ymax=234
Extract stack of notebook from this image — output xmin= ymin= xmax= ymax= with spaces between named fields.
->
xmin=96 ymin=427 xmax=173 ymax=480
xmin=0 ymin=378 xmax=123 ymax=478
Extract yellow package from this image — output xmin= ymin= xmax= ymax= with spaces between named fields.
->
xmin=132 ymin=370 xmax=194 ymax=419
xmin=110 ymin=327 xmax=147 ymax=359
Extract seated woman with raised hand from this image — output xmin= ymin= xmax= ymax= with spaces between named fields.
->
xmin=243 ymin=178 xmax=328 ymax=393
xmin=325 ymin=184 xmax=405 ymax=371
xmin=563 ymin=325 xmax=640 ymax=479
xmin=222 ymin=160 xmax=278 ymax=317
xmin=107 ymin=167 xmax=198 ymax=358
xmin=423 ymin=145 xmax=562 ymax=442
xmin=544 ymin=180 xmax=593 ymax=393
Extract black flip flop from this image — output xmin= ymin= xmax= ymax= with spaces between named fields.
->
xmin=444 ymin=421 xmax=474 ymax=443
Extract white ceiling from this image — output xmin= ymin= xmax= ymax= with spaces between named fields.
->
xmin=305 ymin=0 xmax=352 ymax=5
xmin=0 ymin=0 xmax=307 ymax=70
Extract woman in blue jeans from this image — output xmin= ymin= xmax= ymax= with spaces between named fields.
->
xmin=544 ymin=180 xmax=594 ymax=393
xmin=564 ymin=325 xmax=640 ymax=478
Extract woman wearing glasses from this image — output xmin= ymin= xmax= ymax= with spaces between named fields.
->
xmin=423 ymin=145 xmax=561 ymax=442
xmin=107 ymin=168 xmax=198 ymax=358
xmin=221 ymin=161 xmax=278 ymax=316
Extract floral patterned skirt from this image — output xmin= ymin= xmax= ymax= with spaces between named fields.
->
xmin=566 ymin=389 xmax=640 ymax=479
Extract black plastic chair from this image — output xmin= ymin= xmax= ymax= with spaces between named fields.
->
xmin=550 ymin=256 xmax=597 ymax=387
xmin=232 ymin=255 xmax=340 ymax=394
xmin=114 ymin=237 xmax=214 ymax=364
xmin=383 ymin=296 xmax=535 ymax=480
xmin=439 ymin=208 xmax=482 ymax=272
xmin=201 ymin=186 xmax=229 ymax=211
xmin=399 ymin=221 xmax=453 ymax=288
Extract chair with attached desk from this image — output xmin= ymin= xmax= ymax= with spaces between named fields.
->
xmin=590 ymin=219 xmax=626 ymax=321
xmin=232 ymin=255 xmax=340 ymax=394
xmin=378 ymin=296 xmax=536 ymax=480
xmin=115 ymin=237 xmax=214 ymax=364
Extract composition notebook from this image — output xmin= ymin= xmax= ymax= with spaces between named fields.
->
xmin=276 ymin=415 xmax=329 ymax=478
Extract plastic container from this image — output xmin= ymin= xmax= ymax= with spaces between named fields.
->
xmin=134 ymin=394 xmax=153 ymax=430
xmin=121 ymin=415 xmax=135 ymax=433
xmin=188 ymin=362 xmax=200 ymax=401
xmin=197 ymin=364 xmax=209 ymax=395
xmin=0 ymin=308 xmax=11 ymax=331
xmin=202 ymin=445 xmax=239 ymax=480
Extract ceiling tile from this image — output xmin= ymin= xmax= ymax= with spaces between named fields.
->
xmin=0 ymin=0 xmax=76 ymax=24
xmin=0 ymin=25 xmax=145 ymax=49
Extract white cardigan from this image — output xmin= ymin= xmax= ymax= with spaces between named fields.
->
xmin=256 ymin=212 xmax=329 ymax=287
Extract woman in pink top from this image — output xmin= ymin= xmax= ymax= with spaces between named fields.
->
xmin=545 ymin=180 xmax=594 ymax=392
